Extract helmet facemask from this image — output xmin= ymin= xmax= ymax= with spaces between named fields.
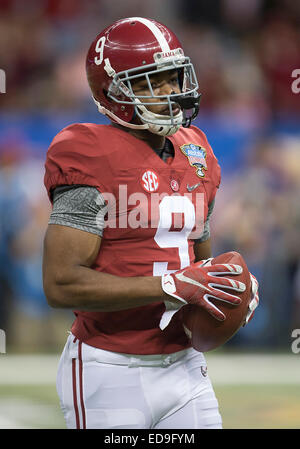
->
xmin=101 ymin=50 xmax=201 ymax=136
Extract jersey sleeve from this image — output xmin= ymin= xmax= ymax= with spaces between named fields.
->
xmin=44 ymin=124 xmax=111 ymax=203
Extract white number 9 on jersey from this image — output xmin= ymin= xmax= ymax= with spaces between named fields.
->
xmin=153 ymin=196 xmax=197 ymax=276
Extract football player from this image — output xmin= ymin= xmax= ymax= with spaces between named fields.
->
xmin=43 ymin=17 xmax=259 ymax=429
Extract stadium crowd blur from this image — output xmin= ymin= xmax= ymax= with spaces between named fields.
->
xmin=0 ymin=0 xmax=299 ymax=352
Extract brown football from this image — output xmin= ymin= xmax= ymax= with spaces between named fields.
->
xmin=180 ymin=251 xmax=251 ymax=352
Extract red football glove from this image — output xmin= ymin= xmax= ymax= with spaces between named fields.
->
xmin=243 ymin=273 xmax=259 ymax=325
xmin=161 ymin=258 xmax=246 ymax=321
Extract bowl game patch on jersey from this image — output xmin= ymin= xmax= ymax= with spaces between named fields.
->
xmin=180 ymin=143 xmax=207 ymax=178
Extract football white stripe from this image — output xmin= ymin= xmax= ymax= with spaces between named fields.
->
xmin=223 ymin=264 xmax=242 ymax=273
xmin=129 ymin=17 xmax=170 ymax=52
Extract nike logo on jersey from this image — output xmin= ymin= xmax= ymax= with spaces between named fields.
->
xmin=186 ymin=182 xmax=201 ymax=192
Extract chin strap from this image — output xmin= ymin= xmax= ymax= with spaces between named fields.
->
xmin=137 ymin=104 xmax=183 ymax=136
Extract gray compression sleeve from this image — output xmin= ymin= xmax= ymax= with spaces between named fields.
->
xmin=49 ymin=185 xmax=107 ymax=237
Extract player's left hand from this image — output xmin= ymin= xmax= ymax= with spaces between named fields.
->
xmin=243 ymin=273 xmax=259 ymax=325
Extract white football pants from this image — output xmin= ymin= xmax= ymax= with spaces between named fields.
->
xmin=56 ymin=333 xmax=222 ymax=429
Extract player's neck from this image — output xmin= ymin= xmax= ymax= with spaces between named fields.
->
xmin=111 ymin=123 xmax=165 ymax=151
xmin=130 ymin=129 xmax=165 ymax=151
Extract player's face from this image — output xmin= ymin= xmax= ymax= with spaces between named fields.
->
xmin=131 ymin=69 xmax=181 ymax=116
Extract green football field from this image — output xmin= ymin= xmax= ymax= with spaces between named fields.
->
xmin=0 ymin=353 xmax=299 ymax=429
xmin=215 ymin=384 xmax=300 ymax=429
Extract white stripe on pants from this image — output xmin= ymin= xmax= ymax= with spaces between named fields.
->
xmin=56 ymin=333 xmax=222 ymax=429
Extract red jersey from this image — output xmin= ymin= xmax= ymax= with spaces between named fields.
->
xmin=44 ymin=123 xmax=221 ymax=354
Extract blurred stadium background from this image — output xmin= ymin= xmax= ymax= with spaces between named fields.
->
xmin=0 ymin=0 xmax=299 ymax=429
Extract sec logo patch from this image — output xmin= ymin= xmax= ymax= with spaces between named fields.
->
xmin=141 ymin=170 xmax=159 ymax=192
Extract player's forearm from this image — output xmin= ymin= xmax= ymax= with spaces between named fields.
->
xmin=194 ymin=238 xmax=212 ymax=262
xmin=44 ymin=265 xmax=173 ymax=311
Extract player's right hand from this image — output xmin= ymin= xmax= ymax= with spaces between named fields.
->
xmin=161 ymin=259 xmax=246 ymax=321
